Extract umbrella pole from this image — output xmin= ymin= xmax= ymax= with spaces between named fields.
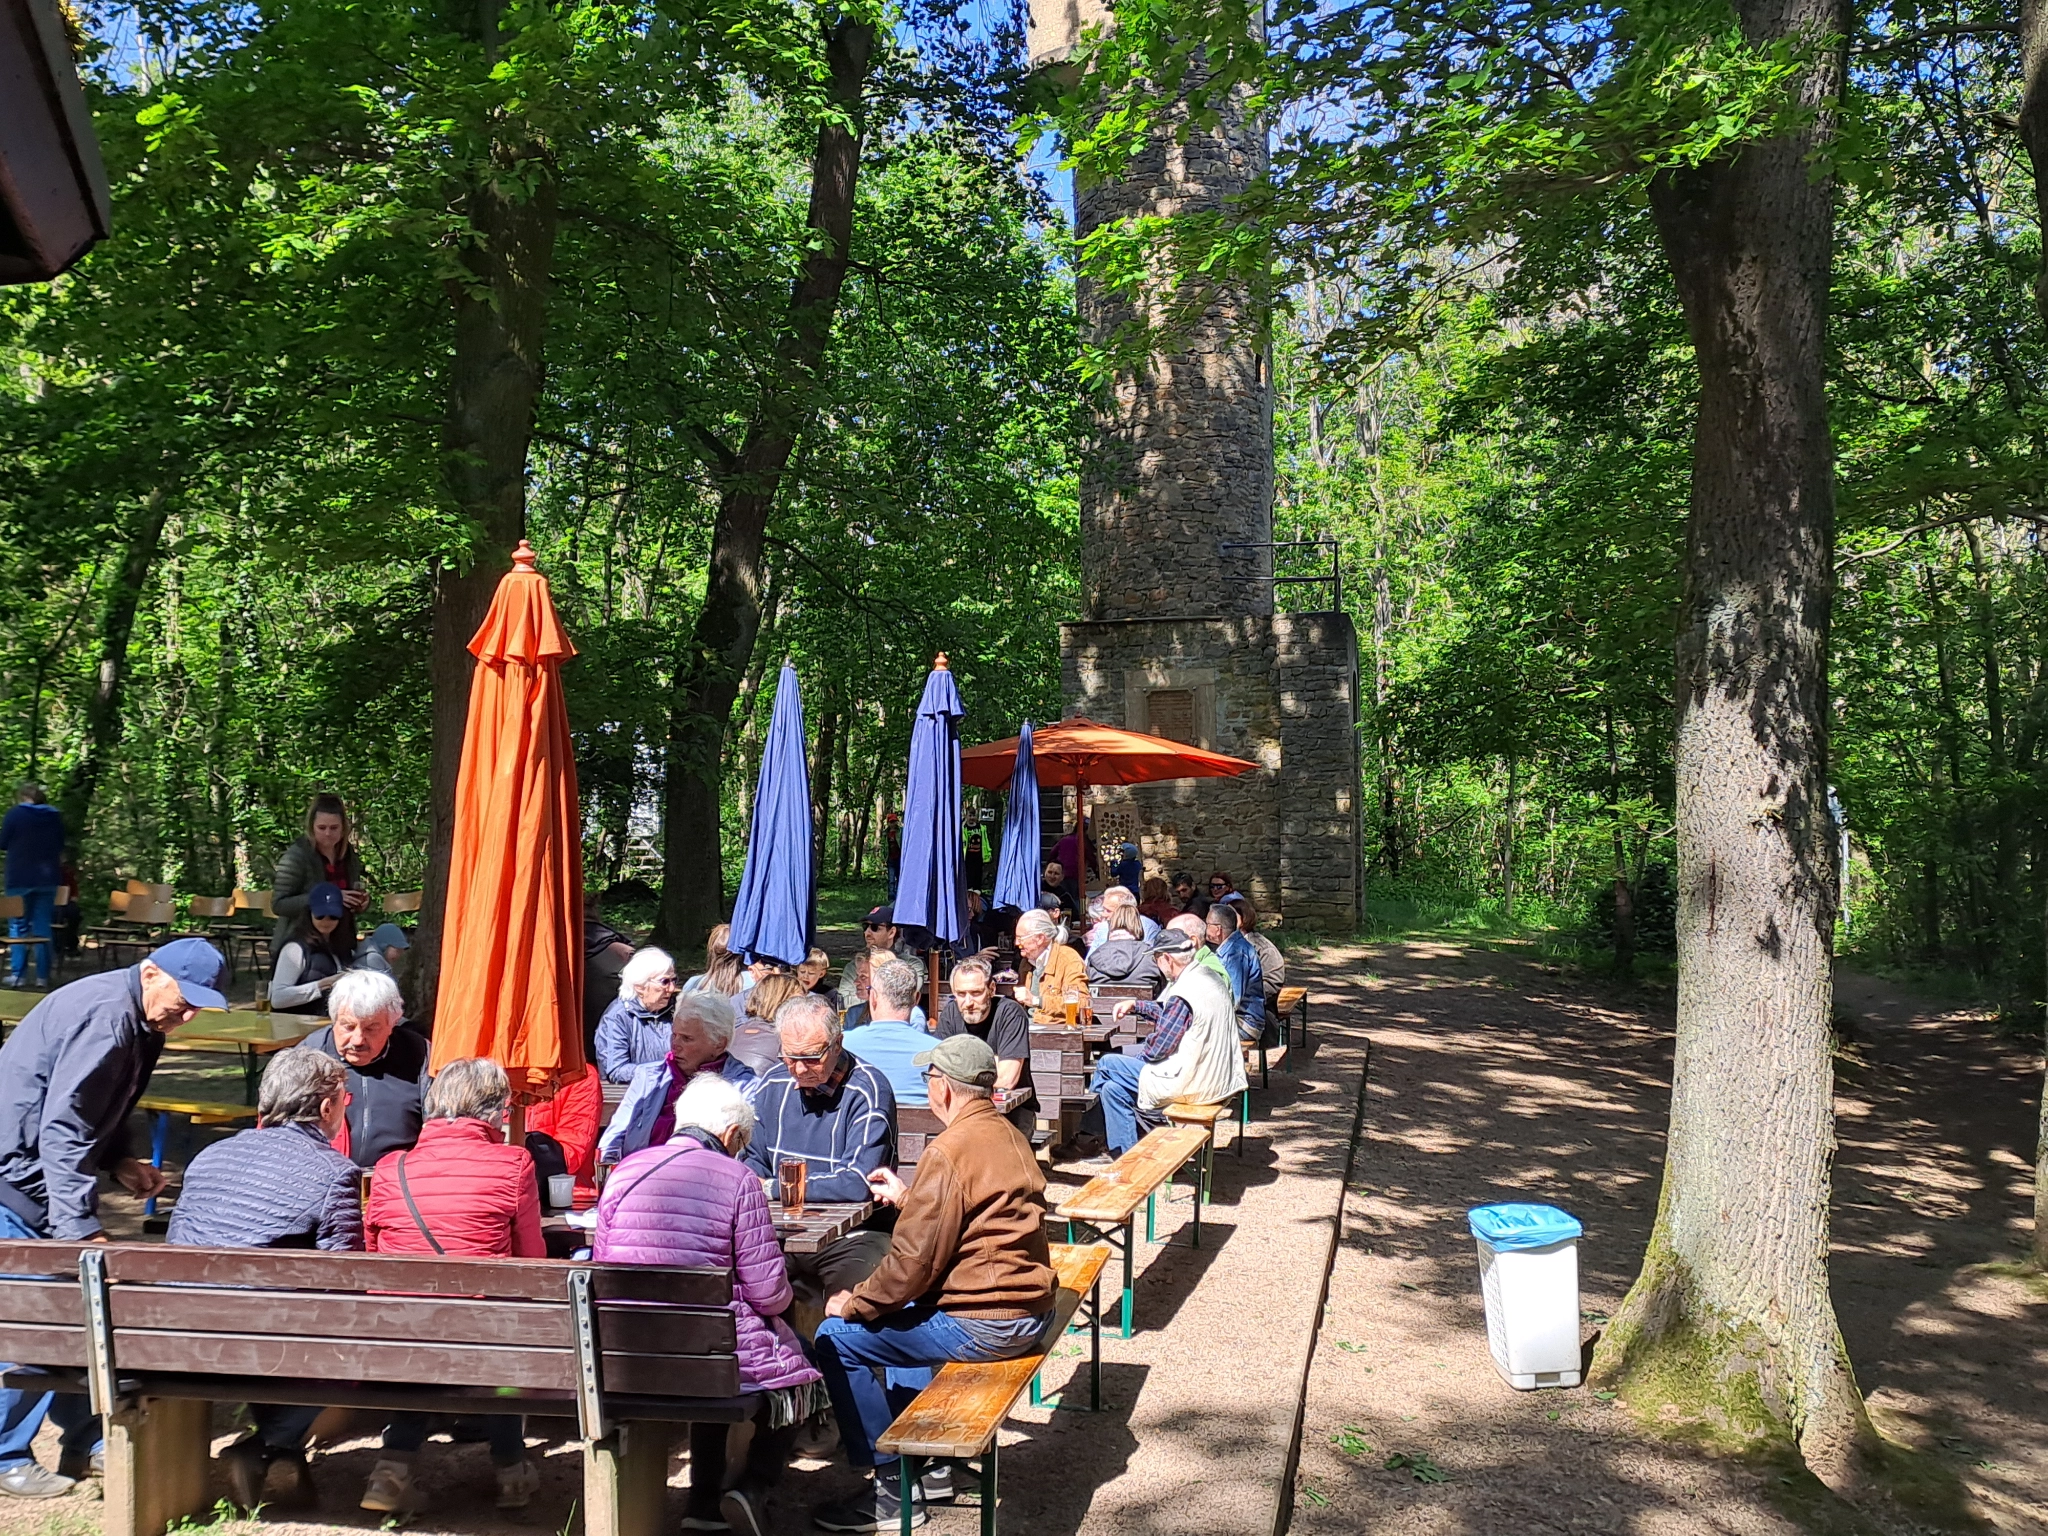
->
xmin=928 ymin=947 xmax=941 ymax=1030
xmin=1074 ymin=775 xmax=1088 ymax=924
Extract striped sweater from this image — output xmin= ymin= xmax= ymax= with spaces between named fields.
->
xmin=739 ymin=1057 xmax=897 ymax=1201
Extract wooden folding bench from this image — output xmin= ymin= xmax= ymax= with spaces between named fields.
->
xmin=1247 ymin=1031 xmax=1290 ymax=1089
xmin=875 ymin=1242 xmax=1109 ymax=1536
xmin=0 ymin=1241 xmax=751 ymax=1536
xmin=1275 ymin=984 xmax=1309 ymax=1048
xmin=1052 ymin=1126 xmax=1209 ymax=1336
xmin=1163 ymin=1095 xmax=1249 ymax=1206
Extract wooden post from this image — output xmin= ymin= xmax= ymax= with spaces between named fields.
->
xmin=583 ymin=1420 xmax=673 ymax=1536
xmin=102 ymin=1396 xmax=211 ymax=1536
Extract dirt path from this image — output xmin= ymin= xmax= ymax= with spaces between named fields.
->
xmin=1290 ymin=940 xmax=2048 ymax=1536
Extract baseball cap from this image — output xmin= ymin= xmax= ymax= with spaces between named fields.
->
xmin=147 ymin=937 xmax=229 ymax=1011
xmin=864 ymin=904 xmax=895 ymax=927
xmin=914 ymin=1033 xmax=999 ymax=1090
xmin=308 ymin=882 xmax=347 ymax=919
xmin=1150 ymin=930 xmax=1197 ymax=959
xmin=367 ymin=922 xmax=410 ymax=952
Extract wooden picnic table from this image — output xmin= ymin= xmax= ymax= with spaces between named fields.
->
xmin=545 ymin=1197 xmax=874 ymax=1259
xmin=0 ymin=991 xmax=321 ymax=1100
xmin=1029 ymin=1015 xmax=1119 ymax=1128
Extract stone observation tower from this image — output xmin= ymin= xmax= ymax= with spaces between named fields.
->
xmin=1028 ymin=0 xmax=1362 ymax=927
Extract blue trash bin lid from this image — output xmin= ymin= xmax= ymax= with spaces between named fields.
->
xmin=1467 ymin=1203 xmax=1582 ymax=1250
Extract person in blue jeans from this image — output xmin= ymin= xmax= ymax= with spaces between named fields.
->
xmin=0 ymin=786 xmax=64 ymax=988
xmin=0 ymin=939 xmax=229 ymax=1498
xmin=811 ymin=1036 xmax=1055 ymax=1533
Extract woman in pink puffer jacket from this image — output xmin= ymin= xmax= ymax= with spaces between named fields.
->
xmin=594 ymin=1075 xmax=820 ymax=1536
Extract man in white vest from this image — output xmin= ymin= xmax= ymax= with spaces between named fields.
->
xmin=1087 ymin=930 xmax=1247 ymax=1156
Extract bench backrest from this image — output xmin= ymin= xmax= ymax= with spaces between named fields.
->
xmin=897 ymin=1106 xmax=945 ymax=1167
xmin=0 ymin=1241 xmax=740 ymax=1408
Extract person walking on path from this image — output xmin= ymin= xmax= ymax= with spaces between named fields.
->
xmin=0 ymin=785 xmax=63 ymax=989
xmin=270 ymin=793 xmax=368 ymax=954
xmin=359 ymin=1058 xmax=542 ymax=1514
xmin=595 ymin=1076 xmax=822 ymax=1536
xmin=811 ymin=1035 xmax=1055 ymax=1532
xmin=0 ymin=938 xmax=227 ymax=1498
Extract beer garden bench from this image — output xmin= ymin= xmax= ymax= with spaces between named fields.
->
xmin=0 ymin=1241 xmax=753 ymax=1536
xmin=1050 ymin=1126 xmax=1210 ymax=1336
xmin=875 ymin=1241 xmax=1109 ymax=1536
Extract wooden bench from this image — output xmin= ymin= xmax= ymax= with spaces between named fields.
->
xmin=0 ymin=1240 xmax=750 ymax=1536
xmin=1052 ymin=1126 xmax=1209 ymax=1336
xmin=876 ymin=1242 xmax=1109 ymax=1536
xmin=1163 ymin=1097 xmax=1248 ymax=1206
xmin=1247 ymin=1034 xmax=1290 ymax=1089
xmin=136 ymin=1096 xmax=260 ymax=1217
xmin=1276 ymin=984 xmax=1309 ymax=1048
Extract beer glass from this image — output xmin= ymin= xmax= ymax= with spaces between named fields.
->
xmin=1063 ymin=988 xmax=1081 ymax=1028
xmin=777 ymin=1160 xmax=808 ymax=1216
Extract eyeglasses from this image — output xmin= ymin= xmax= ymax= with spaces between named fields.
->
xmin=782 ymin=1051 xmax=831 ymax=1066
xmin=863 ymin=923 xmax=889 ymax=933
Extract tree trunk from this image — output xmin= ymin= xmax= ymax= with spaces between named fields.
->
xmin=58 ymin=488 xmax=172 ymax=837
xmin=653 ymin=15 xmax=876 ymax=951
xmin=1590 ymin=4 xmax=1870 ymax=1485
xmin=812 ymin=701 xmax=839 ymax=875
xmin=1500 ymin=754 xmax=1518 ymax=922
xmin=410 ymin=114 xmax=559 ymax=1027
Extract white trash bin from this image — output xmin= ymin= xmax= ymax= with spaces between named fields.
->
xmin=1467 ymin=1203 xmax=1583 ymax=1389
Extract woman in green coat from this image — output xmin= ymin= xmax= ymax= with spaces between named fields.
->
xmin=272 ymin=794 xmax=369 ymax=954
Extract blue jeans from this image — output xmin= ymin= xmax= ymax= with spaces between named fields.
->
xmin=1088 ymin=1053 xmax=1162 ymax=1156
xmin=814 ymin=1307 xmax=1050 ymax=1470
xmin=6 ymin=886 xmax=55 ymax=985
xmin=0 ymin=1205 xmax=100 ymax=1471
xmin=383 ymin=1412 xmax=526 ymax=1467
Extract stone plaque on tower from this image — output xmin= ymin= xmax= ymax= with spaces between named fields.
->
xmin=1030 ymin=8 xmax=1362 ymax=928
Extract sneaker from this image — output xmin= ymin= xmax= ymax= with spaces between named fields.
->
xmin=360 ymin=1458 xmax=424 ymax=1514
xmin=812 ymin=1475 xmax=926 ymax=1532
xmin=0 ymin=1462 xmax=75 ymax=1500
xmin=918 ymin=1463 xmax=955 ymax=1504
xmin=219 ymin=1439 xmax=269 ymax=1512
xmin=719 ymin=1488 xmax=765 ymax=1536
xmin=494 ymin=1459 xmax=540 ymax=1511
xmin=679 ymin=1512 xmax=730 ymax=1532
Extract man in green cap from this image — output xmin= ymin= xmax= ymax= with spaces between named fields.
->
xmin=809 ymin=1034 xmax=1056 ymax=1533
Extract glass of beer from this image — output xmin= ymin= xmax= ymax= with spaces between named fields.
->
xmin=1063 ymin=988 xmax=1081 ymax=1028
xmin=777 ymin=1160 xmax=808 ymax=1216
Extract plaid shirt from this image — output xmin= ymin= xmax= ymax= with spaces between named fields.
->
xmin=1131 ymin=996 xmax=1194 ymax=1063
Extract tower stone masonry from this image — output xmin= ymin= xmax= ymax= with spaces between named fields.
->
xmin=1030 ymin=6 xmax=1362 ymax=927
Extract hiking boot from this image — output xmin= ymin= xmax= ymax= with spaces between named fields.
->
xmin=219 ymin=1439 xmax=270 ymax=1512
xmin=812 ymin=1474 xmax=925 ymax=1532
xmin=360 ymin=1458 xmax=424 ymax=1514
xmin=494 ymin=1459 xmax=540 ymax=1511
xmin=0 ymin=1462 xmax=75 ymax=1500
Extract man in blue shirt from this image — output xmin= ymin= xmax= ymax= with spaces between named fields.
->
xmin=1205 ymin=901 xmax=1265 ymax=1043
xmin=842 ymin=959 xmax=935 ymax=1106
xmin=0 ymin=786 xmax=65 ymax=988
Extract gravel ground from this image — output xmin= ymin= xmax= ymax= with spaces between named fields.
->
xmin=1290 ymin=941 xmax=2048 ymax=1536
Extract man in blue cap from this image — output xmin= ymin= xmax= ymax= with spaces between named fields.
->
xmin=0 ymin=936 xmax=226 ymax=1497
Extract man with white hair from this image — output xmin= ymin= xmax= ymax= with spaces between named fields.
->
xmin=1085 ymin=929 xmax=1246 ymax=1158
xmin=1093 ymin=884 xmax=1158 ymax=949
xmin=594 ymin=946 xmax=680 ymax=1083
xmin=1013 ymin=908 xmax=1088 ymax=1028
xmin=304 ymin=968 xmax=428 ymax=1167
xmin=597 ymin=991 xmax=753 ymax=1163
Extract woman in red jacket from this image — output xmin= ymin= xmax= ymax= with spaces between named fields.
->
xmin=362 ymin=1057 xmax=543 ymax=1514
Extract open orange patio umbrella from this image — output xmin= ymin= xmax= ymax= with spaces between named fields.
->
xmin=961 ymin=717 xmax=1256 ymax=913
xmin=430 ymin=540 xmax=586 ymax=1103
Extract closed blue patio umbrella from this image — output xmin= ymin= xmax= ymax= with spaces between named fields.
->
xmin=728 ymin=664 xmax=815 ymax=968
xmin=894 ymin=657 xmax=968 ymax=999
xmin=992 ymin=719 xmax=1040 ymax=912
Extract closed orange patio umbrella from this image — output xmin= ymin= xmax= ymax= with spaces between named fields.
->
xmin=430 ymin=540 xmax=586 ymax=1103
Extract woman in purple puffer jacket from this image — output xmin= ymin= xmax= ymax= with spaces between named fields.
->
xmin=594 ymin=1074 xmax=820 ymax=1536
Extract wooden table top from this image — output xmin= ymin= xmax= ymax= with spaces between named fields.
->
xmin=0 ymin=988 xmax=313 ymax=1047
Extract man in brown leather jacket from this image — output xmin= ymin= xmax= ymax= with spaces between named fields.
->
xmin=810 ymin=1035 xmax=1055 ymax=1533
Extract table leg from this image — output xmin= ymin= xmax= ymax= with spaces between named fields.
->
xmin=980 ymin=1444 xmax=999 ymax=1536
xmin=242 ymin=1047 xmax=260 ymax=1103
xmin=145 ymin=1111 xmax=169 ymax=1217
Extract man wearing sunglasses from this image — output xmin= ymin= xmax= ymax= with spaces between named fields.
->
xmin=835 ymin=905 xmax=925 ymax=1012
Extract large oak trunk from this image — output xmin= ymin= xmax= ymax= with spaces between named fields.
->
xmin=653 ymin=17 xmax=875 ymax=952
xmin=410 ymin=140 xmax=558 ymax=1026
xmin=1590 ymin=0 xmax=1870 ymax=1484
xmin=2013 ymin=0 xmax=2048 ymax=1270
